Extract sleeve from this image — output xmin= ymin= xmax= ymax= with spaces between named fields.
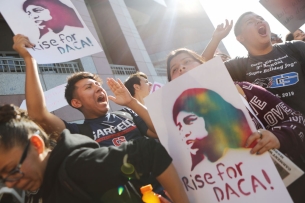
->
xmin=64 ymin=138 xmax=172 ymax=196
xmin=224 ymin=57 xmax=248 ymax=81
xmin=63 ymin=120 xmax=80 ymax=134
xmin=121 ymin=107 xmax=148 ymax=136
xmin=241 ymin=82 xmax=305 ymax=166
xmin=290 ymin=40 xmax=305 ymax=59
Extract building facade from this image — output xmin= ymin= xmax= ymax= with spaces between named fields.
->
xmin=0 ymin=0 xmax=228 ymax=123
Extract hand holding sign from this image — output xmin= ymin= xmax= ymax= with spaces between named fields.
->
xmin=13 ymin=34 xmax=35 ymax=58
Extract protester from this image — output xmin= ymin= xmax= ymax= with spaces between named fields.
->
xmin=167 ymin=48 xmax=305 ymax=203
xmin=0 ymin=104 xmax=189 ymax=203
xmin=202 ymin=12 xmax=305 ymax=117
xmin=13 ymin=34 xmax=157 ymax=146
xmin=285 ymin=29 xmax=305 ymax=42
xmin=13 ymin=34 xmax=162 ymax=201
xmin=124 ymin=72 xmax=152 ymax=105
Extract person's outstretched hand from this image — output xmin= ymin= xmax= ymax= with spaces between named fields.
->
xmin=107 ymin=78 xmax=133 ymax=106
xmin=212 ymin=19 xmax=233 ymax=41
xmin=12 ymin=34 xmax=35 ymax=58
xmin=245 ymin=129 xmax=280 ymax=155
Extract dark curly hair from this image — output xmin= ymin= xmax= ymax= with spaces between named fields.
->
xmin=0 ymin=104 xmax=53 ymax=150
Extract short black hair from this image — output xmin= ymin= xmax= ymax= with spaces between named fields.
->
xmin=285 ymin=33 xmax=294 ymax=41
xmin=65 ymin=72 xmax=102 ymax=107
xmin=234 ymin=11 xmax=253 ymax=36
xmin=124 ymin=72 xmax=147 ymax=97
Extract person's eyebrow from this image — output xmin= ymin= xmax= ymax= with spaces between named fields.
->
xmin=170 ymin=57 xmax=192 ymax=70
xmin=81 ymin=82 xmax=93 ymax=88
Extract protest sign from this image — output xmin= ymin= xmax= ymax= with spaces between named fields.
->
xmin=145 ymin=57 xmax=292 ymax=202
xmin=0 ymin=0 xmax=103 ymax=64
xmin=149 ymin=82 xmax=164 ymax=94
xmin=260 ymin=0 xmax=305 ymax=32
xmin=20 ymin=83 xmax=68 ymax=112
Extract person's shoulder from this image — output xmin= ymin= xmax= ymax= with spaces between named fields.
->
xmin=276 ymin=40 xmax=305 ymax=48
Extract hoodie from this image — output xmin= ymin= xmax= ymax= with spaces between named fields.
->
xmin=26 ymin=129 xmax=172 ymax=203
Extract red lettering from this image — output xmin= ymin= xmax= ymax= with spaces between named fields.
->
xmin=195 ymin=174 xmax=204 ymax=188
xmin=226 ymin=166 xmax=237 ymax=179
xmin=213 ymin=187 xmax=224 ymax=202
xmin=251 ymin=175 xmax=267 ymax=193
xmin=182 ymin=177 xmax=194 ymax=191
xmin=217 ymin=163 xmax=225 ymax=180
xmin=225 ymin=183 xmax=240 ymax=200
xmin=204 ymin=173 xmax=215 ymax=184
xmin=238 ymin=178 xmax=250 ymax=196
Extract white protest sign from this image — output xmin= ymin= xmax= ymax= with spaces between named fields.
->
xmin=149 ymin=82 xmax=164 ymax=94
xmin=145 ymin=57 xmax=292 ymax=203
xmin=0 ymin=0 xmax=103 ymax=64
xmin=20 ymin=83 xmax=68 ymax=112
xmin=260 ymin=0 xmax=305 ymax=32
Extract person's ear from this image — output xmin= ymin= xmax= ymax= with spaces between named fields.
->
xmin=236 ymin=35 xmax=244 ymax=43
xmin=71 ymin=98 xmax=82 ymax=109
xmin=133 ymin=84 xmax=140 ymax=91
xmin=30 ymin=135 xmax=45 ymax=154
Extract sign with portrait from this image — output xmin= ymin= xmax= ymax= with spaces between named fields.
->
xmin=0 ymin=0 xmax=103 ymax=64
xmin=260 ymin=0 xmax=305 ymax=32
xmin=145 ymin=57 xmax=292 ymax=202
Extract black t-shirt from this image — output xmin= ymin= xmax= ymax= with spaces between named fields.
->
xmin=225 ymin=41 xmax=305 ymax=115
xmin=65 ymin=108 xmax=148 ymax=147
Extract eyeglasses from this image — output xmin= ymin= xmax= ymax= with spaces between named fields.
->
xmin=0 ymin=140 xmax=30 ymax=183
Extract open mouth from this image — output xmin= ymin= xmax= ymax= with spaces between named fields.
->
xmin=258 ymin=26 xmax=267 ymax=36
xmin=97 ymin=94 xmax=106 ymax=103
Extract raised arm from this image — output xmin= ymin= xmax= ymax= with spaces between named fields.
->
xmin=201 ymin=19 xmax=233 ymax=61
xmin=107 ymin=78 xmax=157 ymax=138
xmin=13 ymin=34 xmax=65 ymax=135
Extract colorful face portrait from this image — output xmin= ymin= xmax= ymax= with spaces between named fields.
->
xmin=23 ymin=0 xmax=84 ymax=39
xmin=173 ymin=88 xmax=252 ymax=171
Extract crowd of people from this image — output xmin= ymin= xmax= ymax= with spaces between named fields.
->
xmin=0 ymin=10 xmax=305 ymax=203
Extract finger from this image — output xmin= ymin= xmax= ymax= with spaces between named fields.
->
xmin=228 ymin=20 xmax=233 ymax=28
xmin=250 ymin=136 xmax=269 ymax=154
xmin=117 ymin=78 xmax=125 ymax=87
xmin=106 ymin=78 xmax=118 ymax=92
xmin=245 ymin=131 xmax=260 ymax=147
xmin=225 ymin=19 xmax=229 ymax=26
xmin=159 ymin=195 xmax=171 ymax=203
xmin=164 ymin=190 xmax=172 ymax=201
xmin=256 ymin=142 xmax=274 ymax=155
xmin=107 ymin=95 xmax=115 ymax=102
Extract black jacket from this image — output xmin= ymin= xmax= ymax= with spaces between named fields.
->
xmin=26 ymin=129 xmax=172 ymax=203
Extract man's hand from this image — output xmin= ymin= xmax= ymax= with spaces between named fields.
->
xmin=107 ymin=78 xmax=133 ymax=106
xmin=12 ymin=34 xmax=35 ymax=58
xmin=245 ymin=129 xmax=280 ymax=155
xmin=212 ymin=19 xmax=233 ymax=42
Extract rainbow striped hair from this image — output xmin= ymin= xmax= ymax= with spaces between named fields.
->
xmin=173 ymin=88 xmax=252 ymax=162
